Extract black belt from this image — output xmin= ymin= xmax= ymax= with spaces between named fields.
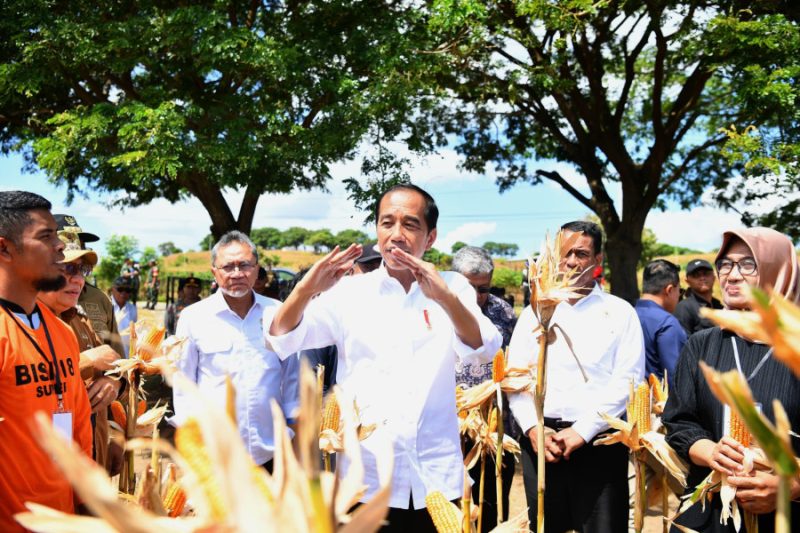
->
xmin=544 ymin=417 xmax=574 ymax=430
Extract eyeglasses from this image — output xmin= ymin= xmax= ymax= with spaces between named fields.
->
xmin=114 ymin=287 xmax=133 ymax=294
xmin=214 ymin=262 xmax=256 ymax=274
xmin=715 ymin=257 xmax=757 ymax=276
xmin=63 ymin=263 xmax=93 ymax=278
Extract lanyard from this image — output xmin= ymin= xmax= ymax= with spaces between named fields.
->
xmin=731 ymin=337 xmax=773 ymax=383
xmin=0 ymin=303 xmax=65 ymax=409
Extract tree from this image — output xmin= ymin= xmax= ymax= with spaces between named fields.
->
xmin=199 ymin=234 xmax=215 ymax=252
xmin=250 ymin=227 xmax=283 ymax=250
xmin=158 ymin=241 xmax=182 ymax=257
xmin=429 ymin=1 xmax=799 ymax=301
xmin=451 ymin=241 xmax=468 ymax=253
xmin=95 ymin=234 xmax=138 ymax=286
xmin=305 ymin=229 xmax=336 ymax=253
xmin=334 ymin=229 xmax=371 ymax=250
xmin=423 ymin=247 xmax=451 ymax=268
xmin=0 ymin=0 xmax=435 ymax=239
xmin=140 ymin=246 xmax=159 ymax=265
xmin=281 ymin=227 xmax=310 ymax=250
xmin=482 ymin=241 xmax=519 ymax=258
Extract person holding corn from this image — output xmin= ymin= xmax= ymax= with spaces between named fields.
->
xmin=664 ymin=227 xmax=800 ymax=532
xmin=266 ymin=183 xmax=502 ymax=532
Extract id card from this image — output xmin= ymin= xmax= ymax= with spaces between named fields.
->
xmin=53 ymin=411 xmax=73 ymax=441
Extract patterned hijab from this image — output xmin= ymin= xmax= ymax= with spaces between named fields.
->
xmin=715 ymin=227 xmax=799 ymax=302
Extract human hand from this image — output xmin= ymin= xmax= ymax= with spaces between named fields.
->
xmin=389 ymin=249 xmax=453 ymax=304
xmin=529 ymin=427 xmax=563 ymax=463
xmin=708 ymin=436 xmax=746 ymax=476
xmin=552 ymin=427 xmax=586 ymax=459
xmin=296 ymin=244 xmax=362 ymax=297
xmin=82 ymin=344 xmax=121 ymax=372
xmin=87 ymin=376 xmax=122 ymax=413
xmin=730 ymin=470 xmax=780 ymax=514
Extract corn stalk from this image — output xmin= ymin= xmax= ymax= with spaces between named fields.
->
xmin=478 ymin=453 xmax=486 ymax=533
xmin=534 ymin=333 xmax=547 ymax=533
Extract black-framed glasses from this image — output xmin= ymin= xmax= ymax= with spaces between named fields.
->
xmin=715 ymin=257 xmax=757 ymax=276
xmin=214 ymin=262 xmax=256 ymax=274
xmin=63 ymin=263 xmax=92 ymax=278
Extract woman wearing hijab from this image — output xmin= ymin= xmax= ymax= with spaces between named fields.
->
xmin=37 ymin=230 xmax=124 ymax=475
xmin=664 ymin=227 xmax=800 ymax=532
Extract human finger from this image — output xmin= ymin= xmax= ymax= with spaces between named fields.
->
xmin=329 ymin=244 xmax=362 ymax=266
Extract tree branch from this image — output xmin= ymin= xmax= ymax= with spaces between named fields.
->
xmin=536 ymin=169 xmax=594 ymax=211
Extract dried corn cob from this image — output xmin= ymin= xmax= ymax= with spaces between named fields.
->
xmin=320 ymin=392 xmax=341 ymax=433
xmin=426 ymin=491 xmax=461 ymax=533
xmin=488 ymin=407 xmax=498 ymax=433
xmin=634 ymin=383 xmax=651 ymax=433
xmin=492 ymin=350 xmax=506 ymax=383
xmin=649 ymin=373 xmax=667 ymax=403
xmin=162 ymin=482 xmax=187 ymax=518
xmin=111 ymin=401 xmax=127 ymax=428
xmin=175 ymin=418 xmax=226 ymax=521
xmin=729 ymin=411 xmax=751 ymax=447
xmin=136 ymin=325 xmax=166 ymax=361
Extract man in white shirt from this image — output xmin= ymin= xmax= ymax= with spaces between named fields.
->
xmin=267 ymin=184 xmax=501 ymax=532
xmin=508 ymin=220 xmax=645 ymax=533
xmin=172 ymin=231 xmax=298 ymax=469
xmin=110 ymin=276 xmax=137 ymax=357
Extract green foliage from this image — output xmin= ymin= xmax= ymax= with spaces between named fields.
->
xmin=281 ymin=227 xmax=310 ymax=249
xmin=451 ymin=241 xmax=468 ymax=253
xmin=250 ymin=227 xmax=284 ymax=250
xmin=482 ymin=241 xmax=519 ymax=258
xmin=95 ymin=234 xmax=138 ymax=286
xmin=334 ymin=229 xmax=370 ymax=249
xmin=140 ymin=246 xmax=158 ymax=265
xmin=344 ymin=176 xmax=411 ymax=224
xmin=158 ymin=241 xmax=182 ymax=257
xmin=305 ymin=229 xmax=336 ymax=253
xmin=0 ymin=0 xmax=438 ymax=236
xmin=492 ymin=267 xmax=522 ymax=289
xmin=423 ymin=247 xmax=452 ymax=268
xmin=199 ymin=234 xmax=215 ymax=251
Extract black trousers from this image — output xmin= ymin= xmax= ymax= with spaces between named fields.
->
xmin=468 ymin=450 xmax=516 ymax=532
xmin=520 ymin=435 xmax=628 ymax=533
xmin=379 ymin=495 xmax=443 ymax=533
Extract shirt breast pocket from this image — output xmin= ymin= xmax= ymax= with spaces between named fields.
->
xmin=196 ymin=337 xmax=234 ymax=374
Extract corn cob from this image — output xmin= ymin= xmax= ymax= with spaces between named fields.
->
xmin=426 ymin=491 xmax=462 ymax=533
xmin=162 ymin=481 xmax=187 ymax=518
xmin=492 ymin=350 xmax=506 ymax=383
xmin=111 ymin=400 xmax=127 ymax=428
xmin=137 ymin=325 xmax=166 ymax=361
xmin=175 ymin=418 xmax=226 ymax=521
xmin=634 ymin=383 xmax=651 ymax=433
xmin=648 ymin=373 xmax=667 ymax=403
xmin=729 ymin=411 xmax=751 ymax=447
xmin=320 ymin=392 xmax=340 ymax=433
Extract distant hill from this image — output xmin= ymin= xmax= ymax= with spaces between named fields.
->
xmin=162 ymin=249 xmax=324 ymax=278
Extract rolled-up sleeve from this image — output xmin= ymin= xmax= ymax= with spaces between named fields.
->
xmin=508 ymin=306 xmax=538 ymax=435
xmin=571 ymin=305 xmax=645 ymax=442
xmin=450 ymin=275 xmax=502 ymax=365
xmin=264 ymin=292 xmax=341 ymax=359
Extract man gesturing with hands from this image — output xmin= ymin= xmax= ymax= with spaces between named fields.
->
xmin=267 ymin=184 xmax=501 ymax=532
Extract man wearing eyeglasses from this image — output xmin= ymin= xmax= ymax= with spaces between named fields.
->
xmin=110 ymin=277 xmax=138 ymax=357
xmin=673 ymin=259 xmax=723 ymax=336
xmin=171 ymin=231 xmax=298 ymax=470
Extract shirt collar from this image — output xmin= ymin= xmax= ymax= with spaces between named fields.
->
xmin=208 ymin=288 xmax=264 ymax=316
xmin=572 ymin=282 xmax=604 ymax=308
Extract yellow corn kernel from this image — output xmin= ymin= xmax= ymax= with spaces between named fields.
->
xmin=175 ymin=418 xmax=226 ymax=521
xmin=635 ymin=383 xmax=651 ymax=433
xmin=729 ymin=411 xmax=751 ymax=447
xmin=492 ymin=350 xmax=506 ymax=383
xmin=162 ymin=482 xmax=187 ymax=518
xmin=426 ymin=491 xmax=461 ymax=533
xmin=137 ymin=325 xmax=166 ymax=361
xmin=320 ymin=392 xmax=341 ymax=433
xmin=110 ymin=400 xmax=127 ymax=429
xmin=649 ymin=373 xmax=667 ymax=403
xmin=488 ymin=407 xmax=498 ymax=434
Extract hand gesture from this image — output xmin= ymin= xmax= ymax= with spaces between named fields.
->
xmin=389 ymin=248 xmax=453 ymax=304
xmin=87 ymin=376 xmax=122 ymax=413
xmin=730 ymin=470 xmax=781 ymax=514
xmin=296 ymin=244 xmax=362 ymax=297
xmin=529 ymin=427 xmax=564 ymax=463
xmin=83 ymin=344 xmax=121 ymax=372
xmin=552 ymin=427 xmax=586 ymax=459
xmin=708 ymin=436 xmax=746 ymax=476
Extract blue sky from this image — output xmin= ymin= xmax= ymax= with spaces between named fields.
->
xmin=0 ymin=148 xmax=745 ymax=259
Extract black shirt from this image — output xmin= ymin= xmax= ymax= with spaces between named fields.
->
xmin=673 ymin=289 xmax=723 ymax=336
xmin=664 ymin=327 xmax=800 ymax=532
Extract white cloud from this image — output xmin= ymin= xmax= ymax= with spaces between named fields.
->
xmin=646 ymin=205 xmax=745 ymax=252
xmin=436 ymin=222 xmax=498 ymax=254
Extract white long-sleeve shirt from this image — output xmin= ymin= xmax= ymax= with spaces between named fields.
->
xmin=172 ymin=290 xmax=299 ymax=465
xmin=111 ymin=298 xmax=137 ymax=357
xmin=508 ymin=283 xmax=645 ymax=442
xmin=265 ymin=266 xmax=501 ymax=509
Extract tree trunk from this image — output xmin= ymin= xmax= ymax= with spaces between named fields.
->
xmin=180 ymin=174 xmax=261 ymax=240
xmin=604 ymin=225 xmax=644 ymax=304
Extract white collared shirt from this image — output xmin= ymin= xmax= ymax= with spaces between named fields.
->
xmin=508 ymin=284 xmax=645 ymax=442
xmin=111 ymin=298 xmax=137 ymax=357
xmin=172 ymin=290 xmax=299 ymax=465
xmin=264 ymin=266 xmax=501 ymax=509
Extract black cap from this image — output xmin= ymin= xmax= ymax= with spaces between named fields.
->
xmin=112 ymin=276 xmax=133 ymax=289
xmin=686 ymin=259 xmax=714 ymax=275
xmin=356 ymin=243 xmax=382 ymax=264
xmin=179 ymin=276 xmax=202 ymax=290
xmin=53 ymin=214 xmax=100 ymax=243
